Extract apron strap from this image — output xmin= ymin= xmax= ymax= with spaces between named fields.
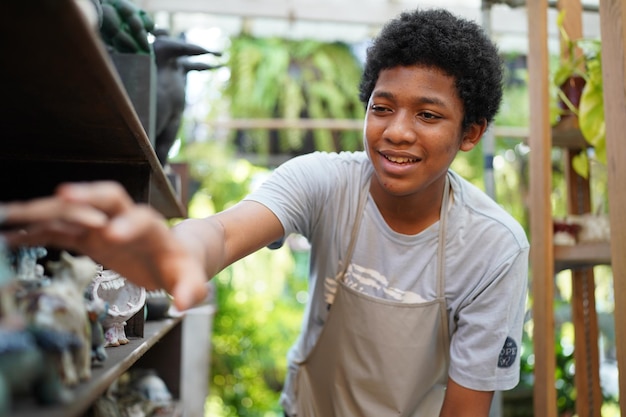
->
xmin=339 ymin=181 xmax=369 ymax=279
xmin=436 ymin=174 xmax=451 ymax=299
xmin=340 ymin=172 xmax=451 ymax=294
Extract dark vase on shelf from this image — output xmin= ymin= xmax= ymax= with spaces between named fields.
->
xmin=558 ymin=75 xmax=586 ymax=119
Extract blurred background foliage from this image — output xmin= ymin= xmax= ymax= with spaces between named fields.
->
xmin=225 ymin=36 xmax=365 ymax=159
xmin=171 ymin=37 xmax=617 ymax=416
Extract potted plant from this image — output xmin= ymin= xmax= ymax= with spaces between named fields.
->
xmin=551 ymin=10 xmax=604 ymax=179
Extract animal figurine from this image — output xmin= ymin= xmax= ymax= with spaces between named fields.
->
xmin=13 ymin=246 xmax=47 ymax=282
xmin=85 ymin=292 xmax=109 ymax=366
xmin=0 ymin=328 xmax=72 ymax=416
xmin=113 ymin=369 xmax=173 ymax=416
xmin=90 ymin=268 xmax=146 ymax=348
xmin=0 ymin=244 xmax=71 ymax=415
xmin=152 ymin=30 xmax=222 ymax=165
xmin=18 ymin=252 xmax=99 ymax=386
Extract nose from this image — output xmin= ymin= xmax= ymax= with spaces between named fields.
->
xmin=384 ymin=110 xmax=417 ymax=145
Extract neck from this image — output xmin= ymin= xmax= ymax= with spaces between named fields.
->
xmin=369 ymin=177 xmax=447 ymax=235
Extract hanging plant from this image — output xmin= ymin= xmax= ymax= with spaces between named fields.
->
xmin=223 ymin=35 xmax=365 ymax=160
xmin=551 ymin=10 xmax=604 ymax=179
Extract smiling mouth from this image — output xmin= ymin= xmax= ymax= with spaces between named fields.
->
xmin=383 ymin=154 xmax=420 ymax=164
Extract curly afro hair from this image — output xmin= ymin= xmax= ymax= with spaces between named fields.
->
xmin=358 ymin=8 xmax=503 ymax=130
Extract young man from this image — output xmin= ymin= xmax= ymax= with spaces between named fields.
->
xmin=1 ymin=8 xmax=529 ymax=417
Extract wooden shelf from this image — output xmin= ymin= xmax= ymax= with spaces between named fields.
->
xmin=551 ymin=117 xmax=588 ymax=150
xmin=554 ymin=241 xmax=612 ymax=271
xmin=11 ymin=318 xmax=183 ymax=417
xmin=0 ymin=1 xmax=200 ymax=415
xmin=0 ymin=0 xmax=184 ymax=218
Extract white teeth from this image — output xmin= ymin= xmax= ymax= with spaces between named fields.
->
xmin=385 ymin=155 xmax=418 ymax=163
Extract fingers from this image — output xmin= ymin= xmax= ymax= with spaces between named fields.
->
xmin=0 ymin=197 xmax=108 ymax=230
xmin=0 ymin=181 xmax=138 ymax=249
xmin=56 ymin=181 xmax=135 ymax=217
xmin=0 ymin=180 xmax=210 ymax=312
xmin=2 ymin=220 xmax=87 ymax=252
xmin=104 ymin=205 xmax=161 ymax=241
xmin=171 ymin=277 xmax=210 ymax=311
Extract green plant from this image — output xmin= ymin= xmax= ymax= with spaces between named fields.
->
xmin=224 ymin=36 xmax=365 ymax=158
xmin=552 ymin=10 xmax=604 ymax=179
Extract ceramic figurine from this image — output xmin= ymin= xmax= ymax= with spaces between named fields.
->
xmin=13 ymin=246 xmax=47 ymax=281
xmin=18 ymin=251 xmax=99 ymax=386
xmin=152 ymin=29 xmax=222 ymax=166
xmin=0 ymin=328 xmax=72 ymax=415
xmin=113 ymin=369 xmax=173 ymax=416
xmin=90 ymin=268 xmax=146 ymax=347
xmin=130 ymin=369 xmax=173 ymax=411
xmin=0 ymin=244 xmax=72 ymax=414
xmin=85 ymin=292 xmax=109 ymax=366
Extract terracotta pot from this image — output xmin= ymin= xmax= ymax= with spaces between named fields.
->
xmin=559 ymin=75 xmax=586 ymax=116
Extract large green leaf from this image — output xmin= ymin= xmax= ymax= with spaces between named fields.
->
xmin=571 ymin=150 xmax=590 ymax=179
xmin=578 ymin=54 xmax=606 ymax=165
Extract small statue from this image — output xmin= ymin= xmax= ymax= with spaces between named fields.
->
xmin=0 ymin=329 xmax=72 ymax=415
xmin=115 ymin=369 xmax=173 ymax=416
xmin=85 ymin=293 xmax=109 ymax=366
xmin=0 ymin=244 xmax=72 ymax=414
xmin=153 ymin=30 xmax=222 ymax=165
xmin=18 ymin=252 xmax=99 ymax=386
xmin=89 ymin=268 xmax=146 ymax=348
xmin=13 ymin=246 xmax=47 ymax=281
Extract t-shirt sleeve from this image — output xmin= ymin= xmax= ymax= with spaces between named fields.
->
xmin=448 ymin=246 xmax=530 ymax=391
xmin=243 ymin=152 xmax=336 ymax=239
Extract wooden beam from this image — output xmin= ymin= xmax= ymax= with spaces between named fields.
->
xmin=557 ymin=0 xmax=603 ymax=415
xmin=527 ymin=0 xmax=558 ymax=415
xmin=598 ymin=0 xmax=626 ymax=415
xmin=200 ymin=118 xmax=531 ymax=138
xmin=204 ymin=118 xmax=364 ymax=131
xmin=134 ymin=0 xmax=426 ymax=25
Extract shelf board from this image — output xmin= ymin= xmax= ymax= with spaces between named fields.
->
xmin=0 ymin=0 xmax=184 ymax=218
xmin=12 ymin=317 xmax=183 ymax=417
xmin=551 ymin=117 xmax=588 ymax=150
xmin=554 ymin=241 xmax=611 ymax=271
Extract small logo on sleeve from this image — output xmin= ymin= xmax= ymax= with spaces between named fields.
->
xmin=498 ymin=337 xmax=518 ymax=368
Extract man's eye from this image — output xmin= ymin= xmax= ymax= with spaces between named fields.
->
xmin=370 ymin=104 xmax=390 ymax=112
xmin=419 ymin=112 xmax=439 ymax=120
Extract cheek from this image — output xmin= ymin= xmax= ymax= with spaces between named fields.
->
xmin=363 ymin=119 xmax=378 ymax=155
xmin=443 ymin=142 xmax=462 ymax=158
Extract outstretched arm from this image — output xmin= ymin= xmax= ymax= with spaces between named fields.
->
xmin=0 ymin=181 xmax=284 ymax=311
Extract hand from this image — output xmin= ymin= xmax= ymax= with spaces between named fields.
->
xmin=0 ymin=181 xmax=208 ymax=311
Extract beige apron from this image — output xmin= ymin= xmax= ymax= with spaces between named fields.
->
xmin=295 ymin=177 xmax=451 ymax=417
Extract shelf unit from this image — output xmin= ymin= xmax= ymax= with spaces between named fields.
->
xmin=0 ymin=0 xmax=211 ymax=416
xmin=554 ymin=242 xmax=611 ymax=271
xmin=527 ymin=0 xmax=626 ymax=415
xmin=552 ymin=121 xmax=604 ymax=417
xmin=12 ymin=318 xmax=183 ymax=417
xmin=0 ymin=0 xmax=185 ymax=218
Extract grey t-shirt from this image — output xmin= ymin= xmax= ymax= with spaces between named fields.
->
xmin=244 ymin=151 xmax=529 ymax=412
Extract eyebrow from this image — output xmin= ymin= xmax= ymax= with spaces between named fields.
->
xmin=371 ymin=90 xmax=447 ymax=107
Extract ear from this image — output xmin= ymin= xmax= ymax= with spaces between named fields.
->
xmin=459 ymin=119 xmax=488 ymax=152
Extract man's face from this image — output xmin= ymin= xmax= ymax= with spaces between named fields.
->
xmin=363 ymin=65 xmax=479 ymax=200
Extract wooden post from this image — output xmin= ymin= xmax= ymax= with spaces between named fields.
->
xmin=598 ymin=0 xmax=626 ymax=414
xmin=527 ymin=0 xmax=558 ymax=415
xmin=557 ymin=1 xmax=603 ymax=415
